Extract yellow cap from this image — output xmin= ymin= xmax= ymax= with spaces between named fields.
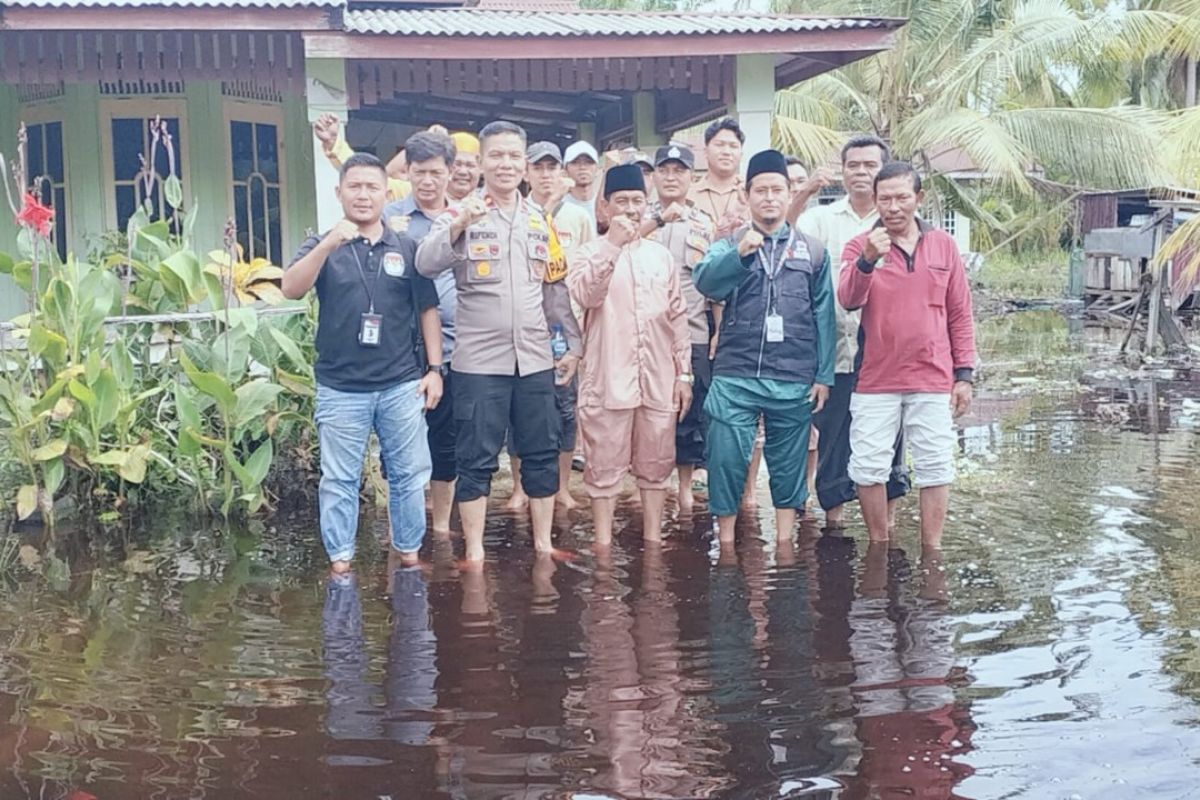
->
xmin=451 ymin=132 xmax=480 ymax=155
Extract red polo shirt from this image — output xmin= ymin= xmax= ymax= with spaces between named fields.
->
xmin=838 ymin=221 xmax=976 ymax=394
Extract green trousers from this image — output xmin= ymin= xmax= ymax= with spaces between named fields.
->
xmin=703 ymin=375 xmax=814 ymax=517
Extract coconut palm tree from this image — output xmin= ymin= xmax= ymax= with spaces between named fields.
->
xmin=771 ymin=0 xmax=1200 ymax=194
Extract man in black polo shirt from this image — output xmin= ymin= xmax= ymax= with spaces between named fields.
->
xmin=283 ymin=153 xmax=445 ymax=574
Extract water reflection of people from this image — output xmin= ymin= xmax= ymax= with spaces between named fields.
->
xmin=580 ymin=544 xmax=732 ymax=798
xmin=322 ymin=573 xmax=383 ymax=741
xmin=384 ymin=565 xmax=437 ymax=746
xmin=842 ymin=544 xmax=975 ymax=799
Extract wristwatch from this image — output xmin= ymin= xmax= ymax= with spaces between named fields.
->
xmin=677 ymin=373 xmax=694 ymax=385
xmin=654 ymin=211 xmax=666 ymax=228
xmin=427 ymin=363 xmax=448 ymax=377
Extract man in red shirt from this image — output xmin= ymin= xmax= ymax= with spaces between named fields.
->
xmin=838 ymin=162 xmax=976 ymax=547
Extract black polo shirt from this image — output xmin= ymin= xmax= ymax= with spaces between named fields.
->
xmin=289 ymin=228 xmax=439 ymax=392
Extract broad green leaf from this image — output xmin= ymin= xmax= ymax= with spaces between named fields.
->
xmin=180 ymin=352 xmax=236 ymax=416
xmin=89 ymin=449 xmax=129 ymax=466
xmin=234 ymin=380 xmax=284 ymax=428
xmin=30 ymin=439 xmax=67 ymax=461
xmin=225 ymin=306 xmax=258 ymax=335
xmin=85 ymin=349 xmax=103 ymax=385
xmin=243 ymin=439 xmax=273 ymax=488
xmin=275 ymin=368 xmax=315 ymax=398
xmin=119 ymin=444 xmax=150 ymax=483
xmin=0 ymin=251 xmax=13 ymax=275
xmin=68 ymin=379 xmax=97 ymax=411
xmin=110 ymin=339 xmax=135 ymax=388
xmin=16 ymin=484 xmax=38 ymax=520
xmin=91 ymin=368 xmax=121 ymax=430
xmin=43 ymin=457 xmax=65 ymax=495
xmin=28 ymin=324 xmax=67 ymax=367
xmin=174 ymin=383 xmax=202 ymax=431
xmin=211 ymin=325 xmax=251 ymax=382
xmin=268 ymin=328 xmax=311 ymax=374
xmin=202 ymin=272 xmax=226 ymax=311
xmin=162 ymin=251 xmax=204 ymax=303
xmin=10 ymin=260 xmax=32 ymax=291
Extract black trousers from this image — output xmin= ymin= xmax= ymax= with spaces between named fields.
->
xmin=452 ymin=369 xmax=561 ymax=502
xmin=426 ymin=366 xmax=457 ymax=482
xmin=675 ymin=343 xmax=713 ymax=466
xmin=812 ymin=370 xmax=909 ymax=511
xmin=555 ymin=375 xmax=578 ymax=453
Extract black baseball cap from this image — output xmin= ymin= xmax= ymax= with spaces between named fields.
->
xmin=654 ymin=144 xmax=695 ymax=170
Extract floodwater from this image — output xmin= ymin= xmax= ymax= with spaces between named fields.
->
xmin=3 ymin=310 xmax=1200 ymax=799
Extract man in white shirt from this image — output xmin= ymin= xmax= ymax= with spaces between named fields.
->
xmin=563 ymin=140 xmax=600 ymax=226
xmin=793 ymin=135 xmax=910 ymax=529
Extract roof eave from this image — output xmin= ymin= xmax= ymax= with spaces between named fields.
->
xmin=303 ymin=25 xmax=902 ymax=61
xmin=0 ymin=4 xmax=342 ymax=31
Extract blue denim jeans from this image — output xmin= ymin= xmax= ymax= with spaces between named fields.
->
xmin=315 ymin=380 xmax=432 ymax=561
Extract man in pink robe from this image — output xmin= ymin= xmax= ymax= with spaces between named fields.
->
xmin=567 ymin=165 xmax=693 ymax=546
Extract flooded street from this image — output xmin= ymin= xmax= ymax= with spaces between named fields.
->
xmin=2 ymin=310 xmax=1199 ymax=799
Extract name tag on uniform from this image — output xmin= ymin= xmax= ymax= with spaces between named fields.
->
xmin=765 ymin=314 xmax=784 ymax=343
xmin=359 ymin=313 xmax=382 ymax=347
xmin=467 ymin=228 xmax=500 ymax=261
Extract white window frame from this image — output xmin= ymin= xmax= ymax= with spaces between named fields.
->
xmin=20 ymin=102 xmax=71 ymax=259
xmin=98 ymin=98 xmax=189 ymax=231
xmin=222 ymin=100 xmax=288 ymax=265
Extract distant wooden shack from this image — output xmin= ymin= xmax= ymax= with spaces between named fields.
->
xmin=1078 ymin=187 xmax=1200 ymax=316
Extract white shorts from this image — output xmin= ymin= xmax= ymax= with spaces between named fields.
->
xmin=848 ymin=393 xmax=956 ymax=488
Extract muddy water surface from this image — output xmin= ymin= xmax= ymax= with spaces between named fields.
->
xmin=2 ymin=311 xmax=1199 ymax=799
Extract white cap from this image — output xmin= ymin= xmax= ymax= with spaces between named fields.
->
xmin=564 ymin=141 xmax=599 ymax=165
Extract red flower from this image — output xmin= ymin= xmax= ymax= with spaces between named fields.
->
xmin=16 ymin=191 xmax=54 ymax=238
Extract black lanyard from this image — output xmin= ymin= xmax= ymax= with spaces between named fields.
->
xmin=350 ymin=238 xmax=383 ymax=314
xmin=756 ymin=228 xmax=794 ymax=315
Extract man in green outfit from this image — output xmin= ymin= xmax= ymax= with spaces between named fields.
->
xmin=693 ymin=149 xmax=836 ymax=542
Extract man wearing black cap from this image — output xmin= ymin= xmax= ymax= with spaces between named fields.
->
xmin=639 ymin=144 xmax=718 ymax=513
xmin=568 ymin=164 xmax=692 ymax=546
xmin=693 ymin=149 xmax=836 ymax=543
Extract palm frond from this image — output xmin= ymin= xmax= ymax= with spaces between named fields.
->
xmin=771 ymin=116 xmax=846 ymax=167
xmin=898 ymin=106 xmax=1035 ymax=192
xmin=1163 ymin=105 xmax=1200 ymax=184
xmin=1158 ymin=213 xmax=1200 ymax=296
xmin=995 ymin=105 xmax=1171 ymax=189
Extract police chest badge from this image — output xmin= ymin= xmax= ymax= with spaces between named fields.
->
xmin=383 ymin=251 xmax=406 ymax=277
xmin=389 ymin=215 xmax=411 ymax=235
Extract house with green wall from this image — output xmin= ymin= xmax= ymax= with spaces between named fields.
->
xmin=0 ymin=0 xmax=902 ymax=321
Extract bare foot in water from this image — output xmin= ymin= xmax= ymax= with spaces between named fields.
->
xmin=555 ymin=490 xmax=578 ymax=511
xmin=678 ymin=490 xmax=695 ymax=514
xmin=330 ymin=560 xmax=352 ymax=575
xmin=505 ymin=491 xmax=529 ymax=511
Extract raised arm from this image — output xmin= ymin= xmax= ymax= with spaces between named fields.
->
xmin=837 ymin=234 xmax=873 ymax=312
xmin=566 ymin=239 xmax=622 ymax=310
xmin=693 ymin=237 xmax=751 ymax=302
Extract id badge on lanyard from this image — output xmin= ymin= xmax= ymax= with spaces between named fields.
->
xmin=353 ymin=242 xmax=385 ymax=348
xmin=359 ymin=312 xmax=382 ymax=346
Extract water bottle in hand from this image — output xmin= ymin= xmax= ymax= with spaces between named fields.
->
xmin=550 ymin=323 xmax=568 ymax=360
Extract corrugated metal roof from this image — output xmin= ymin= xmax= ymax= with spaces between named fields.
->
xmin=1 ymin=0 xmax=339 ymax=7
xmin=345 ymin=8 xmax=901 ymax=37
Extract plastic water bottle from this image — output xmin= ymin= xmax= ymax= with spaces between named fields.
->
xmin=550 ymin=323 xmax=568 ymax=360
